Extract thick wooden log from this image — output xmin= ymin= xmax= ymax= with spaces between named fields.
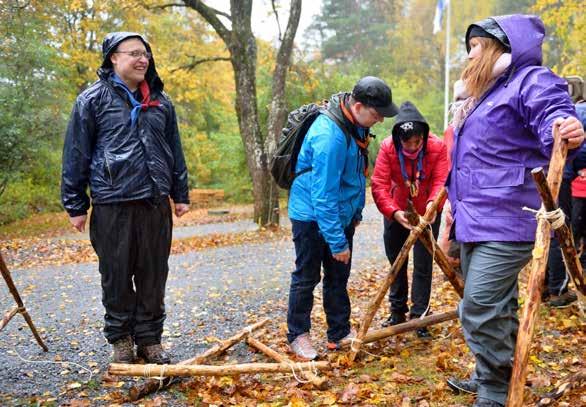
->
xmin=405 ymin=201 xmax=464 ymax=297
xmin=339 ymin=310 xmax=458 ymax=347
xmin=507 ymin=126 xmax=567 ymax=407
xmin=0 ymin=250 xmax=48 ymax=351
xmin=110 ymin=361 xmax=331 ymax=378
xmin=246 ymin=335 xmax=327 ymax=388
xmin=129 ymin=318 xmax=269 ymax=401
xmin=0 ymin=306 xmax=19 ymax=331
xmin=531 ymin=168 xmax=585 ymax=296
xmin=348 ymin=189 xmax=447 ymax=363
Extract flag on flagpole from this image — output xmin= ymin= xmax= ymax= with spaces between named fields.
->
xmin=433 ymin=0 xmax=449 ymax=34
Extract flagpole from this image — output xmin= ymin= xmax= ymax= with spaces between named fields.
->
xmin=443 ymin=0 xmax=451 ymax=130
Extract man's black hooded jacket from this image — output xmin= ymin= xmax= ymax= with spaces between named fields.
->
xmin=61 ymin=32 xmax=189 ymax=216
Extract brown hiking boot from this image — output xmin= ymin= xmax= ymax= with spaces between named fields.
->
xmin=137 ymin=344 xmax=171 ymax=364
xmin=112 ymin=336 xmax=135 ymax=363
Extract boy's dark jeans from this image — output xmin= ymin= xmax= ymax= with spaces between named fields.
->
xmin=287 ymin=220 xmax=355 ymax=343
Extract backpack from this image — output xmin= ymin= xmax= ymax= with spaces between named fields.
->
xmin=270 ymin=102 xmax=351 ymax=189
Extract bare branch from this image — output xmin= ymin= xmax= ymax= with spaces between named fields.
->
xmin=271 ymin=0 xmax=282 ymax=42
xmin=183 ymin=0 xmax=232 ymax=44
xmin=146 ymin=3 xmax=186 ymax=10
xmin=170 ymin=56 xmax=230 ymax=73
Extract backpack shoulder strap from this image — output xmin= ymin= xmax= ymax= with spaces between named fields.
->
xmin=321 ymin=109 xmax=352 ymax=148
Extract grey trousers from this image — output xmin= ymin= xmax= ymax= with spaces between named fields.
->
xmin=459 ymin=242 xmax=533 ymax=405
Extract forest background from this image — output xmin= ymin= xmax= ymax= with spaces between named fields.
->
xmin=0 ymin=0 xmax=583 ymax=226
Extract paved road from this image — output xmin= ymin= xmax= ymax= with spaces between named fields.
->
xmin=0 ymin=204 xmax=388 ymax=404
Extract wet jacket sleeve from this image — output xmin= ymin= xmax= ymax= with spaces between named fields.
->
xmin=166 ymin=101 xmax=189 ymax=204
xmin=427 ymin=139 xmax=449 ymax=204
xmin=310 ymin=125 xmax=349 ymax=254
xmin=61 ymin=97 xmax=95 ymax=217
xmin=371 ymin=140 xmax=400 ymax=220
xmin=520 ymin=70 xmax=578 ymax=158
xmin=354 ymin=182 xmax=365 ymax=223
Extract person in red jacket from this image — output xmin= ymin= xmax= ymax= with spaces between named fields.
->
xmin=371 ymin=101 xmax=449 ymax=337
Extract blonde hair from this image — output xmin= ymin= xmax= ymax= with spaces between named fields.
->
xmin=461 ymin=37 xmax=507 ymax=99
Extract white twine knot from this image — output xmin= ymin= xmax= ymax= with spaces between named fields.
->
xmin=523 ymin=206 xmax=566 ymax=230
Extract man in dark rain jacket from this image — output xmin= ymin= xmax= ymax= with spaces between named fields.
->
xmin=61 ymin=32 xmax=189 ymax=364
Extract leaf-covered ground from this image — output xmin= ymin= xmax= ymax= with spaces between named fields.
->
xmin=159 ymin=267 xmax=585 ymax=407
xmin=0 ymin=205 xmax=584 ymax=406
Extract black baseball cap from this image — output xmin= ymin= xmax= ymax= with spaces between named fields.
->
xmin=352 ymin=76 xmax=399 ymax=117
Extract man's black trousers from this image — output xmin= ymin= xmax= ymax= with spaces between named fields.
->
xmin=89 ymin=199 xmax=172 ymax=346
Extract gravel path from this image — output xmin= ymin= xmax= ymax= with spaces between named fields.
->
xmin=0 ymin=204 xmax=388 ymax=404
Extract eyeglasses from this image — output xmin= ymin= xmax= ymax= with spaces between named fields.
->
xmin=114 ymin=50 xmax=152 ymax=59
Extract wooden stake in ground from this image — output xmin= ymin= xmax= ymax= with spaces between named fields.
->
xmin=128 ymin=318 xmax=269 ymax=401
xmin=246 ymin=332 xmax=328 ymax=388
xmin=405 ymin=201 xmax=464 ymax=297
xmin=0 ymin=250 xmax=48 ymax=351
xmin=110 ymin=361 xmax=331 ymax=378
xmin=339 ymin=309 xmax=458 ymax=347
xmin=507 ymin=126 xmax=568 ymax=407
xmin=348 ymin=188 xmax=446 ymax=364
xmin=531 ymin=168 xmax=585 ymax=298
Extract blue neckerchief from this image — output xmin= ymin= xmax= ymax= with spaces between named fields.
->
xmin=111 ymin=73 xmax=143 ymax=127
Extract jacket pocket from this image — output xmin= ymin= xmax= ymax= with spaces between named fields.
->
xmin=103 ymin=151 xmax=127 ymax=186
xmin=469 ymin=166 xmax=526 ymax=217
xmin=471 ymin=166 xmax=524 ymax=188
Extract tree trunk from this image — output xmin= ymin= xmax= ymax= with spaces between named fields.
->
xmin=265 ymin=0 xmax=303 ymax=225
xmin=186 ymin=0 xmax=302 ymax=226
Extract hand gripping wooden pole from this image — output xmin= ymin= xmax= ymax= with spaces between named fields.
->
xmin=507 ymin=125 xmax=568 ymax=407
xmin=348 ymin=188 xmax=446 ymax=364
xmin=0 ymin=250 xmax=48 ymax=351
xmin=405 ymin=200 xmax=464 ymax=297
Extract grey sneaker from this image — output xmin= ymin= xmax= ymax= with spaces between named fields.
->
xmin=327 ymin=328 xmax=357 ymax=351
xmin=137 ymin=344 xmax=171 ymax=364
xmin=549 ymin=290 xmax=578 ymax=308
xmin=112 ymin=336 xmax=135 ymax=363
xmin=289 ymin=333 xmax=317 ymax=360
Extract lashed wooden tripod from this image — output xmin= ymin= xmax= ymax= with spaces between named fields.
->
xmin=0 ymin=250 xmax=48 ymax=351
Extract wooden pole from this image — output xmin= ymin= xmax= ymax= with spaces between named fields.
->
xmin=245 ymin=334 xmax=328 ymax=388
xmin=110 ymin=361 xmax=331 ymax=378
xmin=531 ymin=168 xmax=585 ymax=296
xmin=339 ymin=309 xmax=458 ymax=347
xmin=129 ymin=318 xmax=269 ymax=401
xmin=507 ymin=125 xmax=567 ymax=407
xmin=405 ymin=201 xmax=464 ymax=297
xmin=0 ymin=306 xmax=19 ymax=331
xmin=0 ymin=250 xmax=48 ymax=351
xmin=348 ymin=189 xmax=447 ymax=363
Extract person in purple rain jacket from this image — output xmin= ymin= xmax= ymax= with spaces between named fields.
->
xmin=443 ymin=15 xmax=585 ymax=407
